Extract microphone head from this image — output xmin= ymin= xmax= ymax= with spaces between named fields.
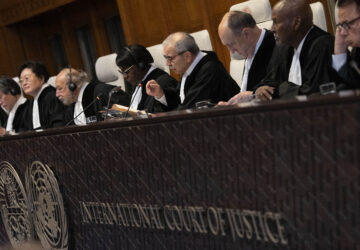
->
xmin=110 ymin=86 xmax=122 ymax=94
xmin=138 ymin=83 xmax=142 ymax=87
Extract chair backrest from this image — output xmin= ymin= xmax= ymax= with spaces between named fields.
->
xmin=47 ymin=76 xmax=56 ymax=87
xmin=310 ymin=2 xmax=327 ymax=31
xmin=147 ymin=44 xmax=170 ymax=73
xmin=95 ymin=53 xmax=125 ymax=89
xmin=229 ymin=0 xmax=272 ymax=86
xmin=229 ymin=0 xmax=272 ymax=23
xmin=334 ymin=2 xmax=339 ymax=25
xmin=191 ymin=29 xmax=213 ymax=51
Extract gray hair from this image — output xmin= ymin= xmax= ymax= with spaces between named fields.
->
xmin=162 ymin=32 xmax=200 ymax=55
xmin=66 ymin=69 xmax=88 ymax=89
xmin=227 ymin=11 xmax=257 ymax=36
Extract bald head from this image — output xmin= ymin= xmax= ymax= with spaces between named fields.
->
xmin=277 ymin=0 xmax=313 ymax=25
xmin=218 ymin=11 xmax=261 ymax=57
xmin=219 ymin=11 xmax=256 ymax=36
xmin=162 ymin=32 xmax=200 ymax=55
xmin=272 ymin=0 xmax=313 ymax=47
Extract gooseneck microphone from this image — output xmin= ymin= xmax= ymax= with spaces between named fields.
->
xmin=350 ymin=60 xmax=360 ymax=75
xmin=65 ymin=94 xmax=103 ymax=126
xmin=124 ymin=83 xmax=142 ymax=118
xmin=104 ymin=85 xmax=122 ymax=120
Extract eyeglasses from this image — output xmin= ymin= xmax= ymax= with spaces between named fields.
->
xmin=19 ymin=74 xmax=34 ymax=84
xmin=118 ymin=65 xmax=134 ymax=75
xmin=336 ymin=16 xmax=360 ymax=31
xmin=163 ymin=51 xmax=186 ymax=62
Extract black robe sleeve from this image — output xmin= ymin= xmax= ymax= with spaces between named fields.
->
xmin=254 ymin=26 xmax=341 ymax=98
xmin=173 ymin=52 xmax=240 ymax=110
xmin=139 ymin=68 xmax=178 ymax=113
xmin=38 ymin=86 xmax=67 ymax=129
xmin=0 ymin=107 xmax=8 ymax=128
xmin=13 ymin=100 xmax=30 ymax=133
xmin=337 ymin=47 xmax=360 ymax=89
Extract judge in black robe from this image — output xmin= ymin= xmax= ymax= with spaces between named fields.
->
xmin=254 ymin=1 xmax=344 ymax=100
xmin=0 ymin=76 xmax=29 ymax=134
xmin=257 ymin=26 xmax=340 ymax=98
xmin=61 ymin=80 xmax=102 ymax=125
xmin=18 ymin=61 xmax=66 ymax=130
xmin=332 ymin=0 xmax=360 ymax=90
xmin=24 ymin=85 xmax=66 ymax=129
xmin=54 ymin=69 xmax=107 ymax=126
xmin=116 ymin=44 xmax=178 ymax=113
xmin=218 ymin=11 xmax=276 ymax=93
xmin=154 ymin=51 xmax=240 ymax=110
xmin=146 ymin=32 xmax=239 ymax=110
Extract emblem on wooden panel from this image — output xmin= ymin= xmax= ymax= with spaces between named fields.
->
xmin=26 ymin=161 xmax=68 ymax=250
xmin=0 ymin=161 xmax=34 ymax=247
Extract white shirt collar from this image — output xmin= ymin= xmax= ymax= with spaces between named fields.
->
xmin=294 ymin=26 xmax=313 ymax=56
xmin=6 ymin=96 xmax=26 ymax=132
xmin=250 ymin=29 xmax=266 ymax=60
xmin=241 ymin=29 xmax=266 ymax=92
xmin=142 ymin=66 xmax=156 ymax=82
xmin=183 ymin=51 xmax=206 ymax=78
xmin=34 ymin=83 xmax=50 ymax=101
xmin=74 ymin=82 xmax=89 ymax=125
xmin=77 ymin=82 xmax=90 ymax=104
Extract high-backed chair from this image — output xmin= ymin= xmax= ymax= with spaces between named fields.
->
xmin=310 ymin=2 xmax=327 ymax=31
xmin=191 ymin=29 xmax=213 ymax=51
xmin=47 ymin=76 xmax=56 ymax=87
xmin=95 ymin=53 xmax=125 ymax=90
xmin=229 ymin=0 xmax=273 ymax=86
xmin=147 ymin=44 xmax=170 ymax=73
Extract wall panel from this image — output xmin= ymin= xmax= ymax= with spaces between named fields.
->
xmin=0 ymin=0 xmax=336 ymax=78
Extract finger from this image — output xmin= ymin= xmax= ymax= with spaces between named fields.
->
xmin=262 ymin=89 xmax=273 ymax=100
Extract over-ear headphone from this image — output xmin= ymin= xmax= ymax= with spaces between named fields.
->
xmin=68 ymin=65 xmax=77 ymax=92
xmin=9 ymin=86 xmax=16 ymax=96
xmin=124 ymin=46 xmax=146 ymax=70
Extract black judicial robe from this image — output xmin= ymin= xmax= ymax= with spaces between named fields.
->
xmin=63 ymin=81 xmax=104 ymax=126
xmin=12 ymin=100 xmax=30 ymax=133
xmin=164 ymin=51 xmax=240 ymax=110
xmin=137 ymin=68 xmax=178 ymax=113
xmin=23 ymin=85 xmax=66 ymax=130
xmin=255 ymin=26 xmax=340 ymax=98
xmin=337 ymin=47 xmax=360 ymax=89
xmin=0 ymin=108 xmax=7 ymax=128
xmin=246 ymin=29 xmax=276 ymax=91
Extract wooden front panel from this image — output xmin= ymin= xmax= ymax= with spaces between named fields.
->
xmin=0 ymin=94 xmax=359 ymax=249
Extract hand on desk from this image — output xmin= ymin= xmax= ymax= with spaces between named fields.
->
xmin=218 ymin=91 xmax=253 ymax=106
xmin=255 ymin=86 xmax=274 ymax=101
xmin=0 ymin=128 xmax=6 ymax=136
